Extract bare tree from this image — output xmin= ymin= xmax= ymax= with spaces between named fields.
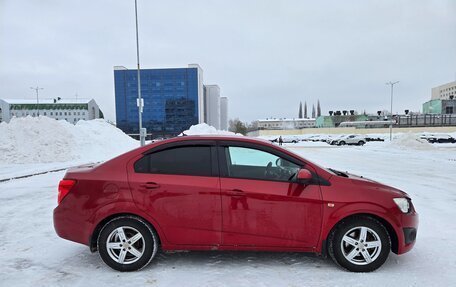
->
xmin=298 ymin=102 xmax=303 ymax=118
xmin=312 ymin=104 xmax=316 ymax=118
xmin=317 ymin=100 xmax=321 ymax=117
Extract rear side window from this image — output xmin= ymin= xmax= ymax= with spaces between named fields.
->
xmin=134 ymin=146 xmax=212 ymax=176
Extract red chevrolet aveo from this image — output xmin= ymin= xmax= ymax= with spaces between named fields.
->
xmin=54 ymin=135 xmax=418 ymax=272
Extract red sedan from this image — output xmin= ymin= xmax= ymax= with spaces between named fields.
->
xmin=54 ymin=135 xmax=418 ymax=272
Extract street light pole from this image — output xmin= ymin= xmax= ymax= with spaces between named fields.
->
xmin=30 ymin=86 xmax=44 ymax=117
xmin=30 ymin=86 xmax=43 ymax=104
xmin=386 ymin=81 xmax=399 ymax=141
xmin=134 ymin=0 xmax=145 ymax=146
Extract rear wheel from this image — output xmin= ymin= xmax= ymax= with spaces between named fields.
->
xmin=358 ymin=141 xmax=365 ymax=146
xmin=338 ymin=141 xmax=346 ymax=146
xmin=97 ymin=216 xmax=158 ymax=271
xmin=328 ymin=216 xmax=391 ymax=272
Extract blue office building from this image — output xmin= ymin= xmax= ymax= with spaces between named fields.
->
xmin=114 ymin=64 xmax=205 ymax=137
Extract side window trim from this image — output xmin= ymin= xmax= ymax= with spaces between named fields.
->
xmin=143 ymin=140 xmax=216 ymax=155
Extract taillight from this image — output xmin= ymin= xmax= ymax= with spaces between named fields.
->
xmin=58 ymin=179 xmax=76 ymax=204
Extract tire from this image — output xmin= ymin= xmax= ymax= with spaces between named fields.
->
xmin=358 ymin=141 xmax=365 ymax=146
xmin=338 ymin=141 xmax=346 ymax=146
xmin=97 ymin=216 xmax=158 ymax=272
xmin=328 ymin=216 xmax=391 ymax=272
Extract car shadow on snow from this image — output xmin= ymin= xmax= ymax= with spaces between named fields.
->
xmin=60 ymin=247 xmax=415 ymax=276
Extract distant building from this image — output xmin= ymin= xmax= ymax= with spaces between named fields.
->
xmin=258 ymin=118 xmax=315 ymax=130
xmin=423 ymin=99 xmax=456 ymax=115
xmin=204 ymin=85 xmax=220 ymax=129
xmin=0 ymin=98 xmax=101 ymax=124
xmin=316 ymin=114 xmax=369 ymax=128
xmin=422 ymin=80 xmax=456 ymax=115
xmin=220 ymin=97 xmax=228 ymax=130
xmin=114 ymin=64 xmax=226 ymax=137
xmin=431 ymin=80 xmax=456 ymax=100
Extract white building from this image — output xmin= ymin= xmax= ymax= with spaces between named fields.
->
xmin=204 ymin=85 xmax=221 ymax=129
xmin=220 ymin=97 xmax=228 ymax=130
xmin=0 ymin=98 xmax=102 ymax=124
xmin=431 ymin=80 xmax=456 ymax=100
xmin=258 ymin=118 xmax=316 ymax=130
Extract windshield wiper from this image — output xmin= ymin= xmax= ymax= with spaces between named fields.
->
xmin=328 ymin=168 xmax=349 ymax=177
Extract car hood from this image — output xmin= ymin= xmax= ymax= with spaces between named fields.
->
xmin=339 ymin=171 xmax=409 ymax=198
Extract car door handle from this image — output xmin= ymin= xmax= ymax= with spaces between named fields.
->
xmin=140 ymin=182 xmax=161 ymax=189
xmin=227 ymin=189 xmax=245 ymax=196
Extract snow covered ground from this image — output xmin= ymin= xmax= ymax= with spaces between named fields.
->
xmin=1 ymin=120 xmax=455 ymax=286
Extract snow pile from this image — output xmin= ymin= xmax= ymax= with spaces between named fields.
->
xmin=390 ymin=132 xmax=434 ymax=150
xmin=0 ymin=116 xmax=137 ymax=163
xmin=180 ymin=123 xmax=241 ymax=136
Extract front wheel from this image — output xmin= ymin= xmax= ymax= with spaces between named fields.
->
xmin=328 ymin=216 xmax=391 ymax=272
xmin=338 ymin=141 xmax=346 ymax=146
xmin=97 ymin=216 xmax=158 ymax=271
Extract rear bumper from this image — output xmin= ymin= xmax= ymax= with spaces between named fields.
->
xmin=53 ymin=205 xmax=92 ymax=246
xmin=396 ymin=211 xmax=418 ymax=254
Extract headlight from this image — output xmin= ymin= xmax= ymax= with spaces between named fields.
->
xmin=393 ymin=198 xmax=410 ymax=213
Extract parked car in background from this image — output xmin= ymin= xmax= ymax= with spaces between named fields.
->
xmin=420 ymin=133 xmax=456 ymax=144
xmin=365 ymin=136 xmax=386 ymax=142
xmin=331 ymin=134 xmax=367 ymax=146
xmin=54 ymin=135 xmax=418 ymax=272
xmin=271 ymin=135 xmax=301 ymax=143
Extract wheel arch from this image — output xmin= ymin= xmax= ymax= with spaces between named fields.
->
xmin=89 ymin=212 xmax=162 ymax=252
xmin=323 ymin=213 xmax=399 ymax=255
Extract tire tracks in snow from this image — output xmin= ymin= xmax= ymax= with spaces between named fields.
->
xmin=0 ymin=163 xmax=94 ymax=184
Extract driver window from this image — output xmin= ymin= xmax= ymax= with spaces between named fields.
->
xmin=226 ymin=146 xmax=300 ymax=181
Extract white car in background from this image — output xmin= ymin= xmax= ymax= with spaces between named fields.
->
xmin=271 ymin=135 xmax=301 ymax=144
xmin=331 ymin=134 xmax=367 ymax=146
xmin=281 ymin=135 xmax=301 ymax=143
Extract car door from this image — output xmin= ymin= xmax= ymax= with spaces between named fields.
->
xmin=127 ymin=142 xmax=222 ymax=246
xmin=218 ymin=142 xmax=323 ymax=249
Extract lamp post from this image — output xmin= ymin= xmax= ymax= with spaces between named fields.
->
xmin=30 ymin=86 xmax=43 ymax=104
xmin=134 ymin=0 xmax=145 ymax=146
xmin=385 ymin=81 xmax=399 ymax=141
xmin=30 ymin=86 xmax=44 ymax=116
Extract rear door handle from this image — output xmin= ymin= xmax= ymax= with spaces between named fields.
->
xmin=227 ymin=189 xmax=245 ymax=196
xmin=140 ymin=182 xmax=161 ymax=189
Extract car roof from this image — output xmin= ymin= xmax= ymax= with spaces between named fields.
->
xmin=152 ymin=135 xmax=274 ymax=145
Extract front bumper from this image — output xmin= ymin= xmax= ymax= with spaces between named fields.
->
xmin=396 ymin=211 xmax=419 ymax=254
xmin=403 ymin=227 xmax=417 ymax=244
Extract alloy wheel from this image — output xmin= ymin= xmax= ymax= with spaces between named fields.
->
xmin=106 ymin=226 xmax=145 ymax=264
xmin=340 ymin=226 xmax=382 ymax=265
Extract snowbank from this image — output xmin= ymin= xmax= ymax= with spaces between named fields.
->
xmin=390 ymin=132 xmax=435 ymax=150
xmin=180 ymin=123 xmax=241 ymax=136
xmin=0 ymin=116 xmax=138 ymax=163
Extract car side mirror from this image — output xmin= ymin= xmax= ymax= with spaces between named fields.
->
xmin=297 ymin=168 xmax=313 ymax=181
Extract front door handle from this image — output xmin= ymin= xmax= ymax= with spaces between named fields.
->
xmin=140 ymin=182 xmax=161 ymax=189
xmin=227 ymin=189 xmax=245 ymax=196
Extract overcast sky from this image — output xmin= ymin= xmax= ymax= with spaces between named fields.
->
xmin=1 ymin=0 xmax=455 ymax=122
